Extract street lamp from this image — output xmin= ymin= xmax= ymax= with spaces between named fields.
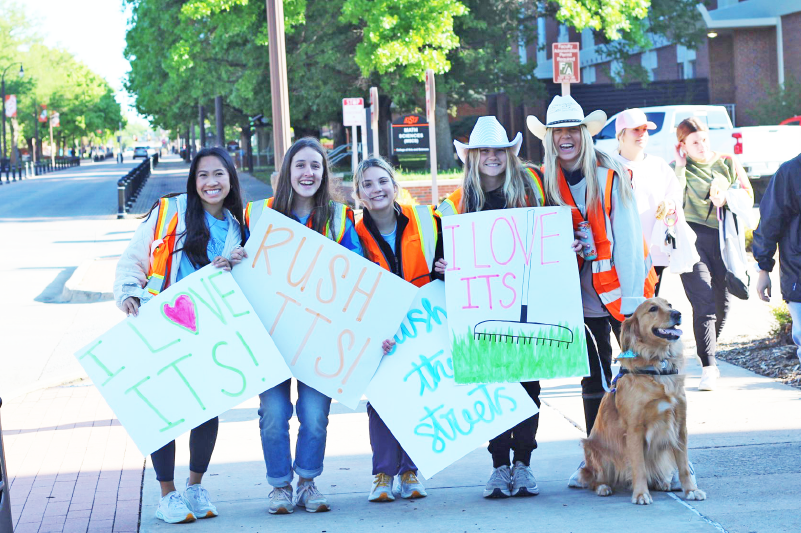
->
xmin=1 ymin=63 xmax=24 ymax=162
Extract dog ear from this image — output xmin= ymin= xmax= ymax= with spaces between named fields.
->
xmin=620 ymin=313 xmax=638 ymax=351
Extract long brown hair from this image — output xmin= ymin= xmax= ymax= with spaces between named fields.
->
xmin=272 ymin=137 xmax=334 ymax=234
xmin=676 ymin=117 xmax=708 ymax=144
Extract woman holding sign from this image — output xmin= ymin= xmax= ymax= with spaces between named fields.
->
xmin=352 ymin=157 xmax=447 ymax=502
xmin=114 ymin=147 xmax=249 ymax=524
xmin=244 ymin=137 xmax=362 ymax=515
xmin=437 ymin=116 xmax=545 ymax=500
xmin=527 ymin=95 xmax=656 ymax=488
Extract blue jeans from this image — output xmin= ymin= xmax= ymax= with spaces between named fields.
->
xmin=789 ymin=301 xmax=801 ymax=362
xmin=258 ymin=379 xmax=331 ymax=487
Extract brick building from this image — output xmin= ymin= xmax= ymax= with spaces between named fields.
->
xmin=462 ymin=0 xmax=801 ymax=163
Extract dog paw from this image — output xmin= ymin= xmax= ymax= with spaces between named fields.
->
xmin=654 ymin=479 xmax=671 ymax=492
xmin=632 ymin=492 xmax=653 ymax=505
xmin=595 ymin=484 xmax=613 ymax=497
xmin=686 ymin=489 xmax=706 ymax=501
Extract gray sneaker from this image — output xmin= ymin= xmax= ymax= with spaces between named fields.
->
xmin=183 ymin=480 xmax=218 ymax=518
xmin=295 ymin=479 xmax=330 ymax=513
xmin=669 ymin=461 xmax=697 ymax=491
xmin=511 ymin=461 xmax=539 ymax=497
xmin=483 ymin=465 xmax=512 ymax=498
xmin=567 ymin=460 xmax=588 ymax=488
xmin=268 ymin=485 xmax=294 ymax=515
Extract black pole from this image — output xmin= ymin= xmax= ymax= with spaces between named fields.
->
xmin=215 ymin=96 xmax=224 ymax=147
xmin=198 ymin=105 xmax=206 ymax=149
xmin=1 ymin=78 xmax=5 ymax=161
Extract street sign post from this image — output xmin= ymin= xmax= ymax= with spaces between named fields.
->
xmin=552 ymin=42 xmax=580 ymax=96
xmin=343 ymin=97 xmax=364 ymax=175
xmin=425 ymin=69 xmax=438 ymax=202
xmin=370 ymin=87 xmax=379 ymax=158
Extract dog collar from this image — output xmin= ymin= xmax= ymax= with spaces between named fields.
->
xmin=610 ymin=359 xmax=678 ymax=393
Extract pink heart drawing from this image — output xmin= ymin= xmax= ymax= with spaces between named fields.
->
xmin=162 ymin=293 xmax=198 ymax=334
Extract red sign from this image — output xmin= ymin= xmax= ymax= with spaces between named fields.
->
xmin=342 ymin=98 xmax=364 ymax=127
xmin=552 ymin=43 xmax=580 ymax=84
xmin=38 ymin=104 xmax=48 ymax=123
xmin=4 ymin=95 xmax=16 ymax=118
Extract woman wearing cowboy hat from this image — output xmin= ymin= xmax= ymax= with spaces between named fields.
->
xmin=527 ymin=96 xmax=657 ymax=488
xmin=437 ymin=116 xmax=545 ymax=500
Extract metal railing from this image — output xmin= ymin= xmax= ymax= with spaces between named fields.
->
xmin=117 ymin=154 xmax=158 ymax=218
xmin=0 ymin=397 xmax=13 ymax=533
xmin=0 ymin=156 xmax=80 ymax=185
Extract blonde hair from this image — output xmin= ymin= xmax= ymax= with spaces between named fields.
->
xmin=352 ymin=157 xmax=399 ymax=209
xmin=542 ymin=125 xmax=633 ymax=211
xmin=461 ymin=147 xmax=534 ymax=212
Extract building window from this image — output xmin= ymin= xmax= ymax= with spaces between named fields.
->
xmin=558 ymin=24 xmax=568 ymax=43
xmin=581 ymin=28 xmax=594 ymax=50
xmin=537 ymin=16 xmax=546 ymax=64
xmin=676 ymin=45 xmax=696 ymax=80
xmin=518 ymin=33 xmax=527 ymax=64
xmin=641 ymin=50 xmax=657 ymax=81
xmin=582 ymin=66 xmax=596 ymax=84
xmin=610 ymin=59 xmax=624 ymax=83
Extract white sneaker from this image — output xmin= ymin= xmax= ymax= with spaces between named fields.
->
xmin=155 ymin=491 xmax=196 ymax=524
xmin=183 ymin=480 xmax=218 ymax=518
xmin=295 ymin=479 xmax=330 ymax=513
xmin=511 ymin=461 xmax=539 ymax=497
xmin=698 ymin=366 xmax=720 ymax=391
xmin=268 ymin=485 xmax=294 ymax=515
xmin=393 ymin=470 xmax=427 ymax=499
xmin=482 ymin=465 xmax=512 ymax=498
xmin=368 ymin=473 xmax=395 ymax=502
xmin=567 ymin=460 xmax=587 ymax=488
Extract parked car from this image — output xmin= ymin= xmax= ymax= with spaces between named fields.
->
xmin=594 ymin=105 xmax=801 ymax=179
xmin=779 ymin=116 xmax=801 ymax=126
xmin=133 ymin=146 xmax=149 ymax=159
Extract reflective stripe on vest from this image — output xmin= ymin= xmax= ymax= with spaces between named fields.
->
xmin=245 ymin=197 xmax=349 ymax=243
xmin=558 ymin=166 xmax=656 ymax=321
xmin=436 ymin=188 xmax=462 ymax=217
xmin=355 ymin=204 xmax=438 ymax=287
xmin=145 ymin=196 xmax=180 ymax=296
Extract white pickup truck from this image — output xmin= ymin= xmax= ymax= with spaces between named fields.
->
xmin=594 ymin=105 xmax=801 ymax=179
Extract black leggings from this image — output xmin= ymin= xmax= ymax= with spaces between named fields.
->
xmin=151 ymin=417 xmax=219 ymax=482
xmin=680 ymin=223 xmax=730 ymax=367
xmin=581 ymin=316 xmax=620 ymax=435
xmin=488 ymin=381 xmax=541 ymax=468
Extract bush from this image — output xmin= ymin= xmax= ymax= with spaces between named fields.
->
xmin=770 ymin=302 xmax=794 ymax=344
xmin=745 ymin=228 xmax=754 ymax=253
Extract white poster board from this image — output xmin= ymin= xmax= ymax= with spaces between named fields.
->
xmin=74 ymin=267 xmax=291 ymax=456
xmin=442 ymin=207 xmax=589 ymax=384
xmin=233 ymin=208 xmax=417 ymax=408
xmin=365 ymin=281 xmax=538 ymax=479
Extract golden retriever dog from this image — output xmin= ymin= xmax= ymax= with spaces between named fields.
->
xmin=577 ymin=297 xmax=706 ymax=505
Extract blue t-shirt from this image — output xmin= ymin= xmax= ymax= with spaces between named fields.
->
xmin=293 ymin=211 xmax=364 ymax=257
xmin=176 ymin=211 xmax=229 ymax=282
xmin=380 ymin=224 xmax=397 ymax=254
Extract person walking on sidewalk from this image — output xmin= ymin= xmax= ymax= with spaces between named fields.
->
xmin=527 ymin=96 xmax=656 ymax=488
xmin=244 ymin=137 xmax=363 ymax=515
xmin=437 ymin=116 xmax=545 ymax=500
xmin=352 ymin=157 xmax=446 ymax=503
xmin=613 ymin=109 xmax=692 ymax=295
xmin=113 ymin=147 xmax=249 ymax=524
xmin=671 ymin=118 xmax=754 ymax=391
xmin=752 ymin=153 xmax=801 ymax=362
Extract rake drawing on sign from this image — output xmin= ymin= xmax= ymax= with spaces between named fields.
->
xmin=472 ymin=209 xmax=574 ymax=348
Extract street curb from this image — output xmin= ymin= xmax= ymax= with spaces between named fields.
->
xmin=61 ymin=257 xmax=116 ymax=303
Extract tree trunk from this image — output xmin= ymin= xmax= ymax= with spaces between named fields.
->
xmin=378 ymin=94 xmax=392 ymax=160
xmin=241 ymin=124 xmax=253 ymax=172
xmin=434 ymin=77 xmax=455 ymax=170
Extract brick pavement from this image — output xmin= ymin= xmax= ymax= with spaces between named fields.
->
xmin=3 ymin=381 xmax=144 ymax=533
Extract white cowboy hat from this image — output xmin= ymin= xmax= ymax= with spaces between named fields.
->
xmin=526 ymin=95 xmax=607 ymax=140
xmin=453 ymin=116 xmax=522 ymax=164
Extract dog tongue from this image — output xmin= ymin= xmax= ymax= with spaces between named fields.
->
xmin=660 ymin=327 xmax=682 ymax=336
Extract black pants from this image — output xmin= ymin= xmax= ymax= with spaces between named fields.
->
xmin=581 ymin=316 xmax=620 ymax=435
xmin=488 ymin=381 xmax=541 ymax=468
xmin=680 ymin=223 xmax=730 ymax=367
xmin=151 ymin=417 xmax=219 ymax=482
xmin=654 ymin=265 xmax=666 ymax=297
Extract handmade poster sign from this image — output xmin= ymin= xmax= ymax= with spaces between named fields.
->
xmin=233 ymin=208 xmax=417 ymax=409
xmin=365 ymin=281 xmax=538 ymax=478
xmin=442 ymin=207 xmax=588 ymax=384
xmin=74 ymin=267 xmax=291 ymax=456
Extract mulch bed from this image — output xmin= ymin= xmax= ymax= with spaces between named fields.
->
xmin=716 ymin=335 xmax=801 ymax=389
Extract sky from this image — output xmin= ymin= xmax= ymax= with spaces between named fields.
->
xmin=21 ymin=0 xmax=136 ymax=113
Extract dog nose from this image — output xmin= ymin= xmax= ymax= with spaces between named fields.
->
xmin=670 ymin=310 xmax=681 ymax=323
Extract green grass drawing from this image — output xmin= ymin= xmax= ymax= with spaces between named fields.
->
xmin=451 ymin=323 xmax=589 ymax=384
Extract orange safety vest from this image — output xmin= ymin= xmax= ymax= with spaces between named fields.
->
xmin=436 ymin=166 xmax=546 ymax=216
xmin=356 ymin=204 xmax=439 ymax=288
xmin=558 ymin=166 xmax=657 ymax=321
xmin=244 ymin=197 xmax=352 ymax=243
xmin=145 ymin=196 xmax=180 ymax=296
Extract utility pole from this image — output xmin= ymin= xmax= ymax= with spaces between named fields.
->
xmin=49 ymin=114 xmax=55 ymax=165
xmin=33 ymin=101 xmax=39 ymax=163
xmin=1 ymin=63 xmax=24 ymax=162
xmin=198 ymin=105 xmax=206 ymax=149
xmin=215 ymin=96 xmax=224 ymax=147
xmin=425 ymin=69 xmax=438 ymax=202
xmin=265 ymin=0 xmax=291 ymax=170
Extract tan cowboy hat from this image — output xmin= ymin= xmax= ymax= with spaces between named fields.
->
xmin=526 ymin=95 xmax=607 ymax=140
xmin=453 ymin=116 xmax=522 ymax=164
